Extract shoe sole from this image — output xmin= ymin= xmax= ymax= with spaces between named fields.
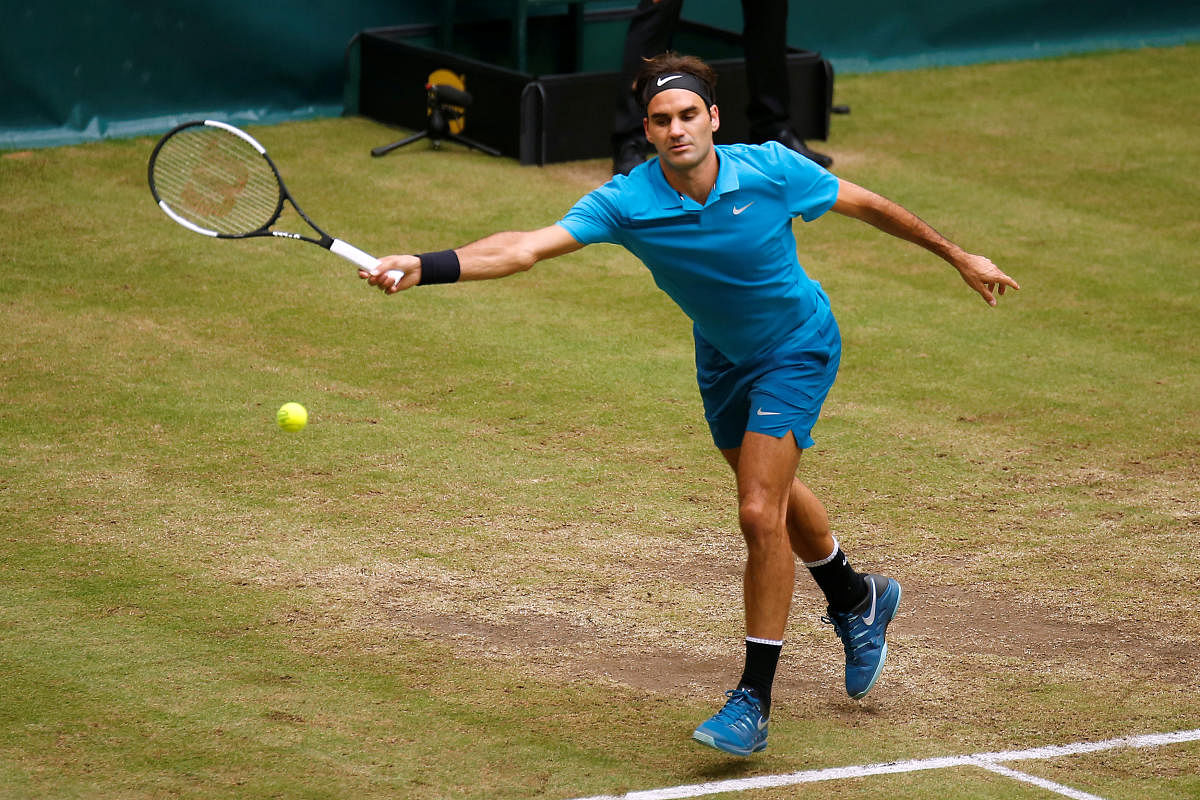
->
xmin=848 ymin=579 xmax=901 ymax=700
xmin=692 ymin=729 xmax=767 ymax=757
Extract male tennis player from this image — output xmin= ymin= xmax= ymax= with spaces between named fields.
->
xmin=363 ymin=53 xmax=1018 ymax=757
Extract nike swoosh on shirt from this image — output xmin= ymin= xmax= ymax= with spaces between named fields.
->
xmin=732 ymin=202 xmax=755 ymax=215
xmin=755 ymin=408 xmax=782 ymax=416
xmin=656 ymin=74 xmax=684 ymax=87
xmin=862 ymin=579 xmax=878 ymax=625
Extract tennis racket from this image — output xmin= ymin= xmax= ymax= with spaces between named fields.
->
xmin=147 ymin=119 xmax=402 ymax=282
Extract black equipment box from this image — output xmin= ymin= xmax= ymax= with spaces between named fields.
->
xmin=349 ymin=20 xmax=835 ymax=165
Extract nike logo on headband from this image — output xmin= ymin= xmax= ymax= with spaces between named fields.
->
xmin=645 ymin=73 xmax=714 ymax=110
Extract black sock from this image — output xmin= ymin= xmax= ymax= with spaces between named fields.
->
xmin=806 ymin=538 xmax=869 ymax=612
xmin=737 ymin=637 xmax=782 ymax=717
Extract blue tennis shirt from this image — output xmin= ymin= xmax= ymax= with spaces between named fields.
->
xmin=557 ymin=141 xmax=840 ymax=364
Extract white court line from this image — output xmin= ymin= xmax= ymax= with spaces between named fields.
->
xmin=971 ymin=760 xmax=1108 ymax=800
xmin=566 ymin=728 xmax=1200 ymax=800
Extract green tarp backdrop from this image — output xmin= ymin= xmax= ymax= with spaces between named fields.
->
xmin=2 ymin=0 xmax=1197 ymax=149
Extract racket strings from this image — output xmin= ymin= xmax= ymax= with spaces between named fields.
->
xmin=152 ymin=127 xmax=282 ymax=235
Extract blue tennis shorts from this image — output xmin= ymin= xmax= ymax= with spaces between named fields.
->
xmin=695 ymin=302 xmax=841 ymax=451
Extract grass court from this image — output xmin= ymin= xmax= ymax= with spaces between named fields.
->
xmin=1 ymin=44 xmax=1198 ymax=799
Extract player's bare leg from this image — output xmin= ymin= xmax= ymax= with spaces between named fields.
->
xmin=724 ymin=431 xmax=803 ymax=642
xmin=776 ymin=457 xmax=902 ymax=699
xmin=693 ymin=431 xmax=800 ymax=756
xmin=783 ymin=476 xmax=835 ymax=563
xmin=709 ymin=430 xmax=901 ymax=716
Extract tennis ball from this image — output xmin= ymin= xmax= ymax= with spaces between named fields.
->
xmin=276 ymin=402 xmax=308 ymax=432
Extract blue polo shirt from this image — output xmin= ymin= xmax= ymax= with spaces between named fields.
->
xmin=557 ymin=141 xmax=839 ymax=364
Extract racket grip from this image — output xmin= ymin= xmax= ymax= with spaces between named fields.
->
xmin=330 ymin=238 xmax=404 ymax=281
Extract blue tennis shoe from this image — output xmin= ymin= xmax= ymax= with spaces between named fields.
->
xmin=824 ymin=574 xmax=901 ymax=699
xmin=692 ymin=688 xmax=769 ymax=756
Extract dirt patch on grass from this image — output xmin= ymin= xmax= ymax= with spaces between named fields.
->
xmin=230 ymin=454 xmax=1199 ymax=727
xmin=899 ymin=585 xmax=1195 ymax=680
xmin=403 ymin=582 xmax=1192 ymax=683
xmin=295 ymin=549 xmax=1196 ymax=703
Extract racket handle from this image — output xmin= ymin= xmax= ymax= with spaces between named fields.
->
xmin=330 ymin=238 xmax=404 ymax=282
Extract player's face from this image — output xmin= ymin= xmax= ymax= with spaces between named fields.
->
xmin=643 ymin=89 xmax=720 ymax=174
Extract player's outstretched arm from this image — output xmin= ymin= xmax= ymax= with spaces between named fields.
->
xmin=831 ymin=179 xmax=1020 ymax=307
xmin=361 ymin=225 xmax=584 ymax=294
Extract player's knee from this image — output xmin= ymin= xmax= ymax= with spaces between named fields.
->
xmin=738 ymin=495 xmax=785 ymax=548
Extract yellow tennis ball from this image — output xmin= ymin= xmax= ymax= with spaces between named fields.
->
xmin=276 ymin=402 xmax=307 ymax=432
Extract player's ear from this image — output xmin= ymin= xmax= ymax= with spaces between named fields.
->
xmin=709 ymin=104 xmax=720 ymax=134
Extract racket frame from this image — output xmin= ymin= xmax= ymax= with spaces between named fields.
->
xmin=148 ymin=119 xmax=394 ymax=275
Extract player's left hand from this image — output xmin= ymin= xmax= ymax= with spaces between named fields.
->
xmin=956 ymin=253 xmax=1020 ymax=306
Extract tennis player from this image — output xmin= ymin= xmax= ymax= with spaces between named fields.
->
xmin=363 ymin=53 xmax=1018 ymax=757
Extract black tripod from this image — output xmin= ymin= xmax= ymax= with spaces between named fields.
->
xmin=371 ymin=83 xmax=501 ymax=158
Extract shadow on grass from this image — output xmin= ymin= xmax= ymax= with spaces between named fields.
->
xmin=690 ymin=754 xmax=762 ymax=781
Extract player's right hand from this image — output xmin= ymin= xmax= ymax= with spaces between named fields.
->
xmin=360 ymin=254 xmax=421 ymax=294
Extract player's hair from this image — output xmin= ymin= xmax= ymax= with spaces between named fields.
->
xmin=633 ymin=53 xmax=718 ymax=111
